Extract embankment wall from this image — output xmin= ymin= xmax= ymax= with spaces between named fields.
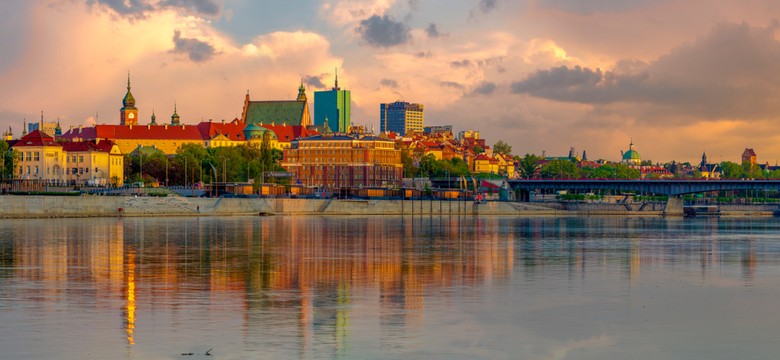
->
xmin=0 ymin=195 xmax=774 ymax=218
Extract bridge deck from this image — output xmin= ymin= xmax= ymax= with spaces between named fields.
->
xmin=507 ymin=179 xmax=780 ymax=196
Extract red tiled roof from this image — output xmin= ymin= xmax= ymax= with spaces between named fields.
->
xmin=197 ymin=119 xmax=246 ymax=141
xmin=60 ymin=127 xmax=97 ymax=141
xmin=15 ymin=130 xmax=59 ymax=147
xmin=94 ymin=124 xmax=203 ymax=140
xmin=61 ymin=140 xmax=116 ymax=153
xmin=260 ymin=124 xmax=318 ymax=141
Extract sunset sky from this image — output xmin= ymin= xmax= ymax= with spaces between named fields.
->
xmin=1 ymin=0 xmax=779 ymax=163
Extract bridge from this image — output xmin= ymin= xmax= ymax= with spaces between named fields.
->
xmin=506 ymin=179 xmax=780 ymax=216
xmin=506 ymin=179 xmax=780 ymax=196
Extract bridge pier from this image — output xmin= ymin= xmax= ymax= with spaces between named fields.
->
xmin=663 ymin=196 xmax=684 ymax=217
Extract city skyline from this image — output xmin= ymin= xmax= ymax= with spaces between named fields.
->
xmin=1 ymin=1 xmax=779 ymax=163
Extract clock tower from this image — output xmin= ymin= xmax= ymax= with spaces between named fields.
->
xmin=120 ymin=73 xmax=138 ymax=126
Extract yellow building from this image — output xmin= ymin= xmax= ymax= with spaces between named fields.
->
xmin=12 ymin=130 xmax=124 ymax=186
xmin=63 ymin=141 xmax=124 ymax=187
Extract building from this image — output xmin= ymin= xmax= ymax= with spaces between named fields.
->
xmin=62 ymin=141 xmax=124 ymax=186
xmin=61 ymin=124 xmax=204 ymax=155
xmin=380 ymin=101 xmax=424 ymax=135
xmin=742 ymin=148 xmax=757 ymax=167
xmin=621 ymin=141 xmax=641 ymax=166
xmin=424 ymin=125 xmax=452 ymax=135
xmin=314 ymin=71 xmax=351 ymax=133
xmin=699 ymin=152 xmax=721 ymax=179
xmin=12 ymin=130 xmax=124 ymax=186
xmin=241 ymin=84 xmax=312 ymax=127
xmin=282 ymin=134 xmax=402 ymax=189
xmin=120 ymin=74 xmax=138 ymax=126
xmin=198 ymin=119 xmax=247 ymax=148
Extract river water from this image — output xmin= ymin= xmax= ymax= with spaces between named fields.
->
xmin=1 ymin=216 xmax=780 ymax=359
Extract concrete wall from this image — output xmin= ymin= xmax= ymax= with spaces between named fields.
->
xmin=0 ymin=195 xmax=773 ymax=218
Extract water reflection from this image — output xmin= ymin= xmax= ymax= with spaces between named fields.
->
xmin=1 ymin=216 xmax=780 ymax=359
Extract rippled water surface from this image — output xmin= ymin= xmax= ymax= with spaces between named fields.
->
xmin=2 ymin=216 xmax=780 ymax=359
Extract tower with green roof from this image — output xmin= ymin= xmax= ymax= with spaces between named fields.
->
xmin=621 ymin=141 xmax=641 ymax=166
xmin=120 ymin=73 xmax=138 ymax=126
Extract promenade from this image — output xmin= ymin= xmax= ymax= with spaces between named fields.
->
xmin=0 ymin=195 xmax=775 ymax=218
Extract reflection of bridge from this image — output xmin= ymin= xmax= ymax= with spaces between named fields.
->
xmin=507 ymin=179 xmax=780 ymax=196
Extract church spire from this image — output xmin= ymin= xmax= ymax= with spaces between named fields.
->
xmin=297 ymin=80 xmax=307 ymax=101
xmin=150 ymin=108 xmax=157 ymax=125
xmin=22 ymin=118 xmax=27 ymax=136
xmin=171 ymin=102 xmax=180 ymax=125
xmin=123 ymin=72 xmax=136 ymax=108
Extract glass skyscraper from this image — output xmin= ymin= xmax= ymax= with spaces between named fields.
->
xmin=314 ymin=72 xmax=351 ymax=133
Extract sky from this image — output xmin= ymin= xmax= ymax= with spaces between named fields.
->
xmin=1 ymin=0 xmax=780 ymax=163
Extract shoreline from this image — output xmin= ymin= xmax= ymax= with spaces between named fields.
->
xmin=0 ymin=195 xmax=775 ymax=219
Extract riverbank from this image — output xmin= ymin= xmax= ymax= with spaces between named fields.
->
xmin=0 ymin=195 xmax=774 ymax=218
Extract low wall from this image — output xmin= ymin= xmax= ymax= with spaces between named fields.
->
xmin=0 ymin=195 xmax=773 ymax=218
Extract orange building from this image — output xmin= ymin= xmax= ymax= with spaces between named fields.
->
xmin=282 ymin=134 xmax=402 ymax=189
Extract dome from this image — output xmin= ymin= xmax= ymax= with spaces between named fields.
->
xmin=243 ymin=123 xmax=276 ymax=140
xmin=622 ymin=142 xmax=641 ymax=165
xmin=623 ymin=149 xmax=641 ymax=160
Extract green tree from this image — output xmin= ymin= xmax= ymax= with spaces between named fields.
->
xmin=720 ymin=161 xmax=743 ymax=179
xmin=473 ymin=145 xmax=484 ymax=154
xmin=0 ymin=140 xmax=17 ymax=180
xmin=400 ymin=147 xmax=418 ymax=178
xmin=493 ymin=140 xmax=512 ymax=156
xmin=541 ymin=159 xmax=579 ymax=179
xmin=518 ymin=153 xmax=541 ymax=179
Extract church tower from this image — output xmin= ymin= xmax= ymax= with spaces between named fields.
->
xmin=120 ymin=73 xmax=138 ymax=126
xmin=171 ymin=103 xmax=181 ymax=125
xmin=297 ymin=81 xmax=307 ymax=102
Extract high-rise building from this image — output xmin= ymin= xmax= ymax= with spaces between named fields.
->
xmin=379 ymin=101 xmax=424 ymax=135
xmin=314 ymin=70 xmax=351 ymax=133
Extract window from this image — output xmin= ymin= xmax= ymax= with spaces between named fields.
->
xmin=34 ymin=152 xmax=40 ymax=161
xmin=79 ymin=168 xmax=84 ymax=175
xmin=78 ymin=156 xmax=83 ymax=163
xmin=25 ymin=152 xmax=31 ymax=161
xmin=95 ymin=167 xmax=98 ymax=173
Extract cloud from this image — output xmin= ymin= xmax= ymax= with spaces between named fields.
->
xmin=451 ymin=59 xmax=471 ymax=68
xmin=540 ymin=0 xmax=660 ymax=15
xmin=159 ymin=0 xmax=221 ymax=16
xmin=172 ymin=30 xmax=216 ymax=62
xmin=511 ymin=22 xmax=780 ymax=121
xmin=356 ymin=14 xmax=411 ymax=47
xmin=440 ymin=81 xmax=465 ymax=90
xmin=304 ymin=75 xmax=326 ymax=89
xmin=87 ymin=0 xmax=221 ymax=18
xmin=380 ymin=78 xmax=399 ymax=88
xmin=415 ymin=51 xmax=433 ymax=58
xmin=471 ymin=82 xmax=497 ymax=95
xmin=479 ymin=0 xmax=499 ymax=13
xmin=426 ymin=23 xmax=441 ymax=38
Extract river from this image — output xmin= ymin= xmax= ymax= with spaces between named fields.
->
xmin=1 ymin=216 xmax=779 ymax=359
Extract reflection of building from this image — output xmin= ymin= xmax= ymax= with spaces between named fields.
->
xmin=380 ymin=101 xmax=424 ymax=135
xmin=281 ymin=134 xmax=403 ymax=188
xmin=314 ymin=71 xmax=351 ymax=133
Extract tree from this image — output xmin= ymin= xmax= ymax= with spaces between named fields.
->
xmin=400 ymin=147 xmax=418 ymax=178
xmin=720 ymin=161 xmax=743 ymax=179
xmin=473 ymin=145 xmax=484 ymax=154
xmin=541 ymin=159 xmax=579 ymax=179
xmin=518 ymin=153 xmax=541 ymax=179
xmin=0 ymin=140 xmax=16 ymax=180
xmin=493 ymin=140 xmax=512 ymax=156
